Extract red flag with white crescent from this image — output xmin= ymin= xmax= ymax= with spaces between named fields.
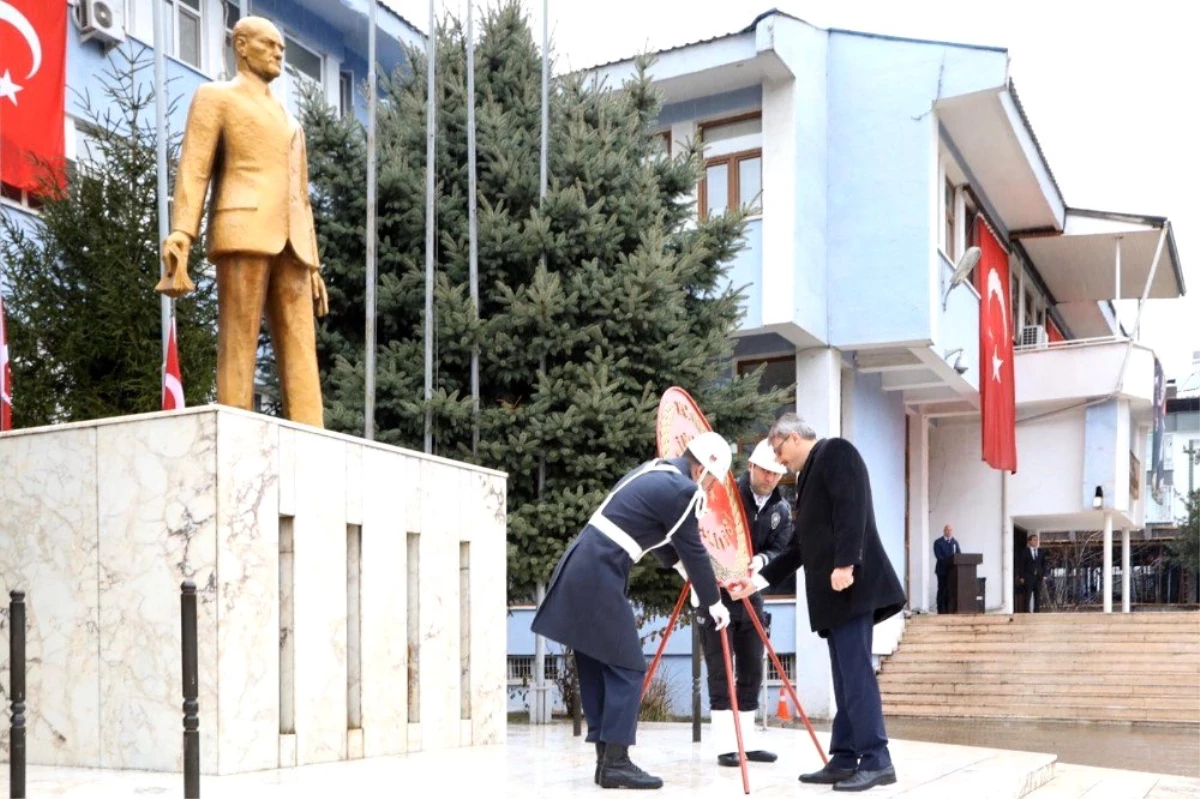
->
xmin=1 ymin=289 xmax=11 ymax=430
xmin=0 ymin=0 xmax=68 ymax=194
xmin=162 ymin=316 xmax=184 ymax=411
xmin=975 ymin=217 xmax=1016 ymax=472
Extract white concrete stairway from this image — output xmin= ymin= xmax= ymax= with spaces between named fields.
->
xmin=878 ymin=612 xmax=1200 ymax=725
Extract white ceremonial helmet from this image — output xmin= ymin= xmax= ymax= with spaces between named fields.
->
xmin=686 ymin=431 xmax=732 ymax=482
xmin=748 ymin=438 xmax=788 ymax=475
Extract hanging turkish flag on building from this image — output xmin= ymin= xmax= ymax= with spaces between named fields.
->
xmin=162 ymin=316 xmax=184 ymax=411
xmin=975 ymin=217 xmax=1016 ymax=472
xmin=0 ymin=289 xmax=11 ymax=431
xmin=0 ymin=0 xmax=69 ymax=194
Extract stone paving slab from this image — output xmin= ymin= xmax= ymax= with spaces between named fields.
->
xmin=8 ymin=720 xmax=1187 ymax=798
xmin=1026 ymin=762 xmax=1200 ymax=799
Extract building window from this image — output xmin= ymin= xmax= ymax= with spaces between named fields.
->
xmin=699 ymin=114 xmax=762 ymax=218
xmin=276 ymin=35 xmax=324 ymax=120
xmin=222 ymin=0 xmax=242 ymax=78
xmin=162 ymin=0 xmax=203 ymax=70
xmin=766 ymin=653 xmax=796 ymax=683
xmin=942 ymin=177 xmax=957 ymax=261
xmin=0 ymin=182 xmax=43 ymax=213
xmin=506 ymin=655 xmax=561 ymax=684
xmin=339 ymin=70 xmax=354 ymax=118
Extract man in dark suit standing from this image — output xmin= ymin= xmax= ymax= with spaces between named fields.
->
xmin=730 ymin=413 xmax=905 ymax=792
xmin=934 ymin=525 xmax=960 ymax=614
xmin=1016 ymin=533 xmax=1048 ymax=613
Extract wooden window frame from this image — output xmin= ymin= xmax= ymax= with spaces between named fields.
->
xmin=698 ymin=111 xmax=763 ymax=220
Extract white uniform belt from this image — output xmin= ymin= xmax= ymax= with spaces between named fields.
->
xmin=589 ymin=513 xmax=643 ymax=562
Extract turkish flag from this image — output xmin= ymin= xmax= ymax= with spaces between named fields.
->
xmin=975 ymin=218 xmax=1016 ymax=472
xmin=162 ymin=316 xmax=184 ymax=411
xmin=0 ymin=0 xmax=68 ymax=195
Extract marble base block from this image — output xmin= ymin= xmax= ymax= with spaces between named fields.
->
xmin=0 ymin=406 xmax=507 ymax=775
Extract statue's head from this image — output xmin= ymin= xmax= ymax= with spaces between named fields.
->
xmin=232 ymin=16 xmax=285 ymax=82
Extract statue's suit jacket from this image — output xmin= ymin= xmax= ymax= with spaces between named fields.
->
xmin=171 ymin=76 xmax=320 ymax=270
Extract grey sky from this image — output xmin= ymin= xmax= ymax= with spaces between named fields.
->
xmin=386 ymin=0 xmax=1198 ymax=380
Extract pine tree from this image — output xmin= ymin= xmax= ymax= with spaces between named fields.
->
xmin=0 ymin=45 xmax=217 ymax=425
xmin=302 ymin=2 xmax=787 ymax=615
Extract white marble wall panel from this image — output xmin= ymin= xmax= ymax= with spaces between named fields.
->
xmin=96 ymin=414 xmax=219 ymax=771
xmin=469 ymin=472 xmax=509 ymax=746
xmin=291 ymin=430 xmax=347 ymax=766
xmin=359 ymin=446 xmax=408 ymax=758
xmin=417 ymin=463 xmax=463 ymax=752
xmin=215 ymin=413 xmax=280 ymax=774
xmin=0 ymin=427 xmax=101 ymax=766
xmin=0 ymin=407 xmax=507 ymax=775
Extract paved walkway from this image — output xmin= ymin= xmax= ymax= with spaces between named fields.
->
xmin=1 ymin=722 xmax=1195 ymax=797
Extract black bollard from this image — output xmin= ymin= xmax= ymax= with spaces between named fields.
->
xmin=181 ymin=581 xmax=199 ymax=798
xmin=9 ymin=590 xmax=26 ymax=799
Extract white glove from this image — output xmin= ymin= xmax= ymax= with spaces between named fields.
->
xmin=689 ymin=586 xmax=700 ymax=608
xmin=673 ymin=561 xmax=688 ymax=580
xmin=750 ymin=554 xmax=767 ymax=575
xmin=708 ymin=601 xmax=731 ymax=631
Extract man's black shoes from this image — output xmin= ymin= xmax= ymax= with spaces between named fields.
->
xmin=799 ymin=763 xmax=858 ymax=783
xmin=833 ymin=766 xmax=897 ymax=792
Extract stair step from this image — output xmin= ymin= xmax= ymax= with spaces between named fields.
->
xmin=881 ymin=702 xmax=1198 ymax=724
xmin=899 ymin=642 xmax=1199 ymax=655
xmin=878 ymin=691 xmax=1200 ymax=710
xmin=881 ymin=660 xmax=1199 ymax=676
xmin=877 ymin=680 xmax=1200 ymax=698
xmin=909 ymin=632 xmax=1196 ymax=644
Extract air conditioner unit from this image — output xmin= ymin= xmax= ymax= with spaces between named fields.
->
xmin=76 ymin=0 xmax=126 ymax=48
xmin=1020 ymin=325 xmax=1048 ymax=349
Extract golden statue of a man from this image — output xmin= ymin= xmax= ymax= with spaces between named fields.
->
xmin=158 ymin=16 xmax=329 ymax=428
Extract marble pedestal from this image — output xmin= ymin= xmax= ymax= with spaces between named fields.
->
xmin=0 ymin=406 xmax=507 ymax=775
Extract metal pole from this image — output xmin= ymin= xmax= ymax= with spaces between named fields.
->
xmin=364 ymin=0 xmax=378 ymax=440
xmin=691 ymin=613 xmax=701 ymax=743
xmin=152 ymin=0 xmax=172 ymax=359
xmin=423 ymin=0 xmax=437 ymax=454
xmin=9 ymin=590 xmax=26 ymax=799
xmin=467 ymin=0 xmax=480 ymax=456
xmin=181 ymin=581 xmax=200 ymax=797
xmin=531 ymin=581 xmax=548 ymax=723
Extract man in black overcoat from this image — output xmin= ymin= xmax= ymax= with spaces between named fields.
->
xmin=531 ymin=432 xmax=734 ymax=790
xmin=729 ymin=413 xmax=905 ymax=792
xmin=1016 ymin=533 xmax=1048 ymax=612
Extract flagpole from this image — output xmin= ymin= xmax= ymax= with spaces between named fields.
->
xmin=364 ymin=0 xmax=378 ymax=440
xmin=467 ymin=0 xmax=479 ymax=456
xmin=423 ymin=0 xmax=436 ymax=454
xmin=152 ymin=0 xmax=172 ymax=359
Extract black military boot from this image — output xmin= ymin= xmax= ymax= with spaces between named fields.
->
xmin=594 ymin=742 xmax=606 ymax=784
xmin=599 ymin=743 xmax=663 ymax=789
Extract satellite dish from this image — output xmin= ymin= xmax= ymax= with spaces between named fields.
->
xmin=942 ymin=246 xmax=982 ymax=310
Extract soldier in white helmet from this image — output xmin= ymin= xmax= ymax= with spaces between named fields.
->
xmin=697 ymin=438 xmax=793 ymax=767
xmin=532 ymin=431 xmax=734 ymax=790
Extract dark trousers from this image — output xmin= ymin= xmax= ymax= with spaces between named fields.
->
xmin=935 ymin=571 xmax=950 ymax=613
xmin=1017 ymin=583 xmax=1042 ymax=613
xmin=699 ymin=602 xmax=764 ymax=711
xmin=827 ymin=612 xmax=892 ymax=772
xmin=575 ymin=649 xmax=642 ymax=746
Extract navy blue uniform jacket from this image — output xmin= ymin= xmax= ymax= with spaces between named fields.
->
xmin=531 ymin=457 xmax=721 ymax=672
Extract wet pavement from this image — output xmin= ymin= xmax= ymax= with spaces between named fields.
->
xmin=876 ymin=717 xmax=1200 ymax=779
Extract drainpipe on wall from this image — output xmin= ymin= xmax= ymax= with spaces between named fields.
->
xmin=1001 ymin=470 xmax=1013 ymax=614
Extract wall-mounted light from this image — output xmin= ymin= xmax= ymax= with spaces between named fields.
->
xmin=943 ymin=348 xmax=968 ymax=375
xmin=1092 ymin=486 xmax=1104 ymax=509
xmin=942 ymin=246 xmax=982 ymax=311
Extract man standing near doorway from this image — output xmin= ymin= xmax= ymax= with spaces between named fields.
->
xmin=934 ymin=525 xmax=960 ymax=613
xmin=1017 ymin=533 xmax=1048 ymax=613
xmin=729 ymin=413 xmax=905 ymax=792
